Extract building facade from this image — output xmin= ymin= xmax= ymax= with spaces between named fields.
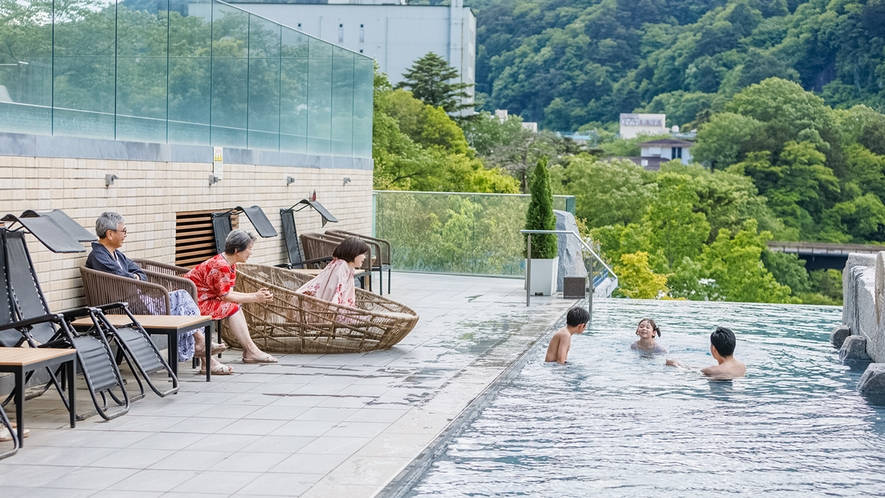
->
xmin=225 ymin=0 xmax=476 ymax=97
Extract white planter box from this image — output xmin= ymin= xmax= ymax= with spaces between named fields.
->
xmin=528 ymin=257 xmax=559 ymax=296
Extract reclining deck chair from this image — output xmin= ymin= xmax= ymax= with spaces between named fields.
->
xmin=326 ymin=230 xmax=392 ymax=294
xmin=211 ymin=205 xmax=278 ymax=255
xmin=3 ymin=212 xmax=178 ymax=416
xmin=225 ymin=264 xmax=418 ymax=353
xmin=0 ymin=218 xmax=129 ymax=421
xmin=279 ymin=200 xmax=337 ymax=270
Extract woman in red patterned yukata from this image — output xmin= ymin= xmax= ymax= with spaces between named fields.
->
xmin=187 ymin=229 xmax=278 ymax=370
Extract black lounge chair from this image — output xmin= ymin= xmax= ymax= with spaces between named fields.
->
xmin=279 ymin=201 xmax=337 ymax=270
xmin=211 ymin=205 xmax=278 ymax=255
xmin=2 ymin=211 xmax=179 ymax=418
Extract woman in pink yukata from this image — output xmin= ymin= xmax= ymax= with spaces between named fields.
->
xmin=296 ymin=236 xmax=369 ymax=308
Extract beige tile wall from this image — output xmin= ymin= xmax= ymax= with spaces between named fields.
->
xmin=0 ymin=155 xmax=373 ymax=311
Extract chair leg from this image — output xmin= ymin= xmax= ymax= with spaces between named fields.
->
xmin=388 ymin=267 xmax=392 ymax=294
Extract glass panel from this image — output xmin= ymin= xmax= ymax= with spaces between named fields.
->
xmin=247 ymin=16 xmax=281 ymax=151
xmin=279 ymin=28 xmax=308 ymax=153
xmin=307 ymin=37 xmax=332 ymax=155
xmin=0 ymin=0 xmax=368 ymax=155
xmin=116 ymin=0 xmax=168 ymax=143
xmin=352 ymin=57 xmax=374 ymax=158
xmin=0 ymin=0 xmax=53 ymax=135
xmin=331 ymin=47 xmax=353 ymax=157
xmin=211 ymin=3 xmax=248 ymax=148
xmin=53 ymin=0 xmax=118 ymax=139
xmin=375 ymin=193 xmax=580 ymax=275
xmin=168 ymin=0 xmax=211 ymax=145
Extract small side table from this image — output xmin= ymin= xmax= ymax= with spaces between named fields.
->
xmin=0 ymin=348 xmax=77 ymax=447
xmin=73 ymin=315 xmax=216 ymax=381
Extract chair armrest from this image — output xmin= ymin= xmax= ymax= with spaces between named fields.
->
xmin=131 ymin=258 xmax=190 ymax=277
xmin=0 ymin=312 xmax=62 ymax=332
xmin=80 ymin=266 xmax=171 ymax=315
xmin=144 ymin=270 xmax=198 ymax=301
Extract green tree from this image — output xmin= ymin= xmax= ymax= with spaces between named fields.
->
xmin=700 ymin=220 xmax=797 ymax=303
xmin=525 ymin=156 xmax=557 ymax=258
xmin=643 ymin=173 xmax=711 ymax=269
xmin=613 ymin=251 xmax=669 ymax=299
xmin=397 ymin=52 xmax=472 ymax=114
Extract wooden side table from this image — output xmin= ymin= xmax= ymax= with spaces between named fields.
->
xmin=73 ymin=315 xmax=216 ymax=381
xmin=0 ymin=348 xmax=77 ymax=447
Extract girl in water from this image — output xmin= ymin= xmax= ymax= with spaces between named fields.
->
xmin=630 ymin=318 xmax=667 ymax=353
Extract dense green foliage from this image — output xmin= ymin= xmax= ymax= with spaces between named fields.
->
xmin=471 ymin=0 xmax=885 ymax=130
xmin=525 ymin=157 xmax=558 ymax=258
xmin=372 ymin=70 xmax=519 ymax=193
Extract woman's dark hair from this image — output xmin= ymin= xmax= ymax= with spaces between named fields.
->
xmin=333 ymin=236 xmax=370 ymax=263
xmin=639 ymin=318 xmax=661 ymax=337
xmin=225 ymin=229 xmax=257 ymax=255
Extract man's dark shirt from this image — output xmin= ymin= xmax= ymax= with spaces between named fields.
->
xmin=85 ymin=241 xmax=147 ymax=281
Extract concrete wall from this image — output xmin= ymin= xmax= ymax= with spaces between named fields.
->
xmin=0 ymin=133 xmax=373 ymax=312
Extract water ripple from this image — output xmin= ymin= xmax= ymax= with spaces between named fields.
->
xmin=406 ymin=300 xmax=885 ymax=497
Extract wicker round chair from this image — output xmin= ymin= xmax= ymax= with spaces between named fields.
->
xmin=222 ymin=264 xmax=419 ymax=354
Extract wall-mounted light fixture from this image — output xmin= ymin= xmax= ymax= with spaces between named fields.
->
xmin=342 ymin=176 xmax=351 ymax=186
xmin=209 ymin=174 xmax=220 ymax=186
xmin=105 ymin=174 xmax=118 ymax=187
xmin=286 ymin=176 xmax=295 ymax=186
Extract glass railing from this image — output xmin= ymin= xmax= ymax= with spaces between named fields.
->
xmin=373 ymin=191 xmax=577 ymax=275
xmin=0 ymin=0 xmax=372 ymax=158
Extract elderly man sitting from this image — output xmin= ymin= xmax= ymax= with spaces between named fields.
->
xmin=85 ymin=212 xmax=232 ymax=375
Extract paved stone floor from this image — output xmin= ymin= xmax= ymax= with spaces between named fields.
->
xmin=0 ymin=272 xmax=578 ymax=497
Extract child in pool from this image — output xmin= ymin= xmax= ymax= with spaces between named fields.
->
xmin=545 ymin=307 xmax=590 ymax=364
xmin=666 ymin=326 xmax=746 ymax=379
xmin=630 ymin=318 xmax=667 ymax=353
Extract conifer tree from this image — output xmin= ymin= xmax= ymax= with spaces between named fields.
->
xmin=525 ymin=156 xmax=558 ymax=259
xmin=396 ymin=52 xmax=472 ymax=114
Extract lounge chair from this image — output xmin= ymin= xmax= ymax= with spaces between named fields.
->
xmin=325 ymin=230 xmax=392 ymax=294
xmin=0 ymin=223 xmax=129 ymax=421
xmin=211 ymin=205 xmax=278 ymax=254
xmin=3 ymin=211 xmax=178 ymax=415
xmin=221 ymin=264 xmax=418 ymax=353
xmin=279 ymin=205 xmax=334 ymax=270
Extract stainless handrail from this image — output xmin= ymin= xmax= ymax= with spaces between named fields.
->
xmin=520 ymin=229 xmax=618 ymax=310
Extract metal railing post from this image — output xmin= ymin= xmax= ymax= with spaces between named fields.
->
xmin=588 ymin=252 xmax=594 ymax=319
xmin=525 ymin=234 xmax=531 ymax=307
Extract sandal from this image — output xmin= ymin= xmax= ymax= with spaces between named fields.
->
xmin=242 ymin=353 xmax=278 ymax=364
xmin=0 ymin=426 xmax=29 ymax=442
xmin=199 ymin=363 xmax=233 ymax=375
xmin=194 ymin=342 xmax=228 ymax=356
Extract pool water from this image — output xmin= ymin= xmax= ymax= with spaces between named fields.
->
xmin=405 ymin=300 xmax=885 ymax=497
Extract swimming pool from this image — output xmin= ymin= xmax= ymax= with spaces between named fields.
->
xmin=404 ymin=300 xmax=885 ymax=497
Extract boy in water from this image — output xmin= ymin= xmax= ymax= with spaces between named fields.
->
xmin=666 ymin=326 xmax=746 ymax=379
xmin=545 ymin=307 xmax=590 ymax=364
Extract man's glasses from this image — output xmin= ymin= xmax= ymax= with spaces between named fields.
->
xmin=113 ymin=228 xmax=128 ymax=234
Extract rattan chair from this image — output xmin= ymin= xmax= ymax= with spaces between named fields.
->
xmin=300 ymin=232 xmax=373 ymax=286
xmin=326 ymin=230 xmax=392 ymax=294
xmin=221 ymin=264 xmax=418 ymax=354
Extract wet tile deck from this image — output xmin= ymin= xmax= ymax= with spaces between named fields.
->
xmin=0 ymin=273 xmax=579 ymax=497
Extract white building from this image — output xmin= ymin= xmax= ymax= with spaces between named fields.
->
xmin=226 ymin=0 xmax=476 ymax=100
xmin=636 ymin=138 xmax=694 ymax=170
xmin=619 ymin=113 xmax=666 ymax=139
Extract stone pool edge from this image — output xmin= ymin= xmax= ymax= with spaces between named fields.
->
xmin=374 ymin=301 xmax=577 ymax=498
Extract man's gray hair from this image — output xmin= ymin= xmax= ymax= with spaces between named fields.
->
xmin=225 ymin=229 xmax=257 ymax=255
xmin=96 ymin=212 xmax=124 ymax=238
